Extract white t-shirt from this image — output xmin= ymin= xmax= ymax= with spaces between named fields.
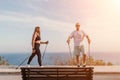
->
xmin=69 ymin=30 xmax=87 ymax=46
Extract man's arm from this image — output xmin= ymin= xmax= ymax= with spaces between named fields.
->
xmin=67 ymin=36 xmax=71 ymax=45
xmin=86 ymin=35 xmax=91 ymax=44
xmin=67 ymin=31 xmax=74 ymax=45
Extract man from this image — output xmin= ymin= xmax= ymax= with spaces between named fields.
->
xmin=67 ymin=22 xmax=90 ymax=67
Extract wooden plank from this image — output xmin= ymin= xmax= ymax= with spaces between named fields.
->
xmin=21 ymin=67 xmax=93 ymax=69
xmin=24 ymin=72 xmax=93 ymax=75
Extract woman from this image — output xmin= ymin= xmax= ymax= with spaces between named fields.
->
xmin=27 ymin=26 xmax=48 ymax=66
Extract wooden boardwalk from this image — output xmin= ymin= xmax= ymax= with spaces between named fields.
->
xmin=21 ymin=66 xmax=94 ymax=80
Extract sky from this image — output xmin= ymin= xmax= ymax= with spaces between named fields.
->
xmin=0 ymin=0 xmax=120 ymax=53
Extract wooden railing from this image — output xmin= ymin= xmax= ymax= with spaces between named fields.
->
xmin=21 ymin=66 xmax=94 ymax=80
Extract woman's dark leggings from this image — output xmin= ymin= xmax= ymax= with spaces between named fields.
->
xmin=27 ymin=43 xmax=41 ymax=66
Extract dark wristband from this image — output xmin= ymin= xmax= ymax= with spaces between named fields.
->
xmin=32 ymin=48 xmax=35 ymax=50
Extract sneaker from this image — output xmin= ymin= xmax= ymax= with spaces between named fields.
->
xmin=40 ymin=66 xmax=44 ymax=67
xmin=82 ymin=64 xmax=86 ymax=67
xmin=27 ymin=64 xmax=30 ymax=67
xmin=77 ymin=64 xmax=80 ymax=67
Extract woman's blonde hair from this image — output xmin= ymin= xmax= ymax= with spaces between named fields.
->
xmin=32 ymin=26 xmax=41 ymax=43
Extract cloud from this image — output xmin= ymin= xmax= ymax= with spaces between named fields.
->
xmin=23 ymin=0 xmax=90 ymax=23
xmin=1 ymin=0 xmax=120 ymax=52
xmin=0 ymin=11 xmax=73 ymax=32
xmin=0 ymin=11 xmax=31 ymax=22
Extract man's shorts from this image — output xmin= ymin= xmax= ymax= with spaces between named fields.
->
xmin=74 ymin=45 xmax=85 ymax=56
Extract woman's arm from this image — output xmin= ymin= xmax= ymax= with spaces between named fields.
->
xmin=32 ymin=33 xmax=37 ymax=49
xmin=40 ymin=41 xmax=48 ymax=44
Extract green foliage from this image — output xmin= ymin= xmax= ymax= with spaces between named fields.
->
xmin=0 ymin=56 xmax=2 ymax=61
xmin=0 ymin=56 xmax=9 ymax=65
xmin=107 ymin=62 xmax=113 ymax=66
xmin=51 ymin=56 xmax=67 ymax=65
xmin=53 ymin=55 xmax=113 ymax=66
xmin=67 ymin=56 xmax=113 ymax=66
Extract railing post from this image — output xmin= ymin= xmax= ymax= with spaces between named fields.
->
xmin=21 ymin=68 xmax=27 ymax=80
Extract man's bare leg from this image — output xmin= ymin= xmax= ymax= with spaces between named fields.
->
xmin=76 ymin=55 xmax=80 ymax=67
xmin=82 ymin=54 xmax=86 ymax=67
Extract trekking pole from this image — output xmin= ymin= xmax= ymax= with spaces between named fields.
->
xmin=41 ymin=44 xmax=48 ymax=62
xmin=68 ymin=44 xmax=72 ymax=58
xmin=88 ymin=43 xmax=91 ymax=66
xmin=16 ymin=56 xmax=29 ymax=69
xmin=67 ymin=43 xmax=73 ymax=65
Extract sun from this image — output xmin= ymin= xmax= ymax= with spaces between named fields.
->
xmin=112 ymin=0 xmax=120 ymax=8
xmin=106 ymin=0 xmax=120 ymax=10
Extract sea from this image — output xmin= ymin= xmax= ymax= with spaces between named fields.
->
xmin=0 ymin=52 xmax=120 ymax=66
xmin=0 ymin=52 xmax=70 ymax=66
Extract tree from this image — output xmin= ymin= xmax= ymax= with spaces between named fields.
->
xmin=52 ymin=55 xmax=113 ymax=66
xmin=0 ymin=56 xmax=9 ymax=65
xmin=107 ymin=62 xmax=113 ymax=66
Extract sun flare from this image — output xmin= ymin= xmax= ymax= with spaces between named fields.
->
xmin=112 ymin=0 xmax=120 ymax=8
